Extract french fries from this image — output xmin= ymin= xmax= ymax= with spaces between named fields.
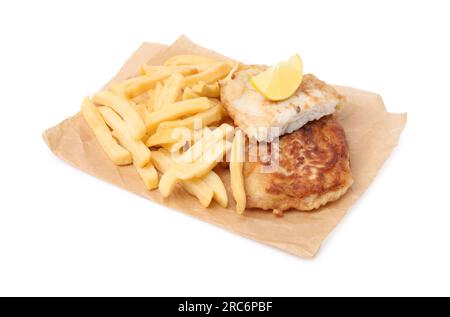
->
xmin=135 ymin=162 xmax=159 ymax=190
xmin=145 ymin=127 xmax=193 ymax=148
xmin=146 ymin=82 xmax=161 ymax=112
xmin=107 ymin=82 xmax=126 ymax=97
xmin=192 ymin=81 xmax=220 ymax=98
xmin=111 ymin=130 xmax=151 ymax=168
xmin=93 ymin=91 xmax=146 ymax=140
xmin=158 ymin=170 xmax=179 ymax=197
xmin=202 ymin=171 xmax=228 ymax=208
xmin=80 ymin=97 xmax=132 ymax=165
xmin=132 ymin=92 xmax=150 ymax=105
xmin=150 ymin=82 xmax=163 ymax=111
xmin=82 ymin=53 xmax=249 ymax=212
xmin=182 ymin=87 xmax=200 ymax=100
xmin=145 ymin=97 xmax=213 ymax=132
xmin=152 ymin=150 xmax=213 ymax=207
xmin=123 ymin=76 xmax=147 ymax=87
xmin=161 ymin=140 xmax=189 ymax=153
xmin=179 ymin=124 xmax=234 ymax=163
xmin=230 ymin=130 xmax=246 ymax=214
xmin=160 ymin=127 xmax=212 ymax=153
xmin=155 ymin=126 xmax=231 ymax=198
xmin=125 ymin=68 xmax=196 ymax=98
xmin=194 ymin=63 xmax=223 ymax=73
xmin=141 ymin=64 xmax=203 ymax=76
xmin=181 ymin=178 xmax=214 ymax=208
xmin=156 ymin=104 xmax=223 ymax=133
xmin=132 ymin=103 xmax=150 ymax=122
xmin=156 ymin=126 xmax=213 ymax=195
xmin=98 ymin=106 xmax=151 ymax=167
xmin=173 ymin=140 xmax=232 ymax=180
xmin=164 ymin=54 xmax=218 ymax=67
xmin=154 ymin=73 xmax=183 ymax=110
xmin=140 ymin=64 xmax=163 ymax=76
xmin=152 ymin=150 xmax=179 ymax=197
xmin=182 ymin=62 xmax=233 ymax=88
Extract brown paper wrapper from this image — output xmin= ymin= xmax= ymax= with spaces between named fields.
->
xmin=43 ymin=36 xmax=407 ymax=258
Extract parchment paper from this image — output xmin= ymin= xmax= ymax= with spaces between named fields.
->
xmin=43 ymin=36 xmax=407 ymax=258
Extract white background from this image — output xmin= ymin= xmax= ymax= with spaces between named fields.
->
xmin=1 ymin=0 xmax=449 ymax=297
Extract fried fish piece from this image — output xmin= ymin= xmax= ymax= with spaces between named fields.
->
xmin=244 ymin=115 xmax=353 ymax=211
xmin=220 ymin=68 xmax=344 ymax=142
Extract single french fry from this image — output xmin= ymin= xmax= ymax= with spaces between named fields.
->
xmin=132 ymin=92 xmax=150 ymax=105
xmin=202 ymin=171 xmax=228 ymax=208
xmin=157 ymin=104 xmax=223 ymax=132
xmin=141 ymin=63 xmax=234 ymax=77
xmin=161 ymin=127 xmax=210 ymax=153
xmin=131 ymin=103 xmax=150 ymax=123
xmin=146 ymin=83 xmax=162 ymax=112
xmin=192 ymin=81 xmax=220 ymax=98
xmin=111 ymin=130 xmax=151 ymax=168
xmin=162 ymin=127 xmax=213 ymax=152
xmin=125 ymin=68 xmax=196 ymax=98
xmin=140 ymin=64 xmax=200 ymax=76
xmin=135 ymin=162 xmax=158 ymax=190
xmin=144 ymin=89 xmax=154 ymax=112
xmin=145 ymin=127 xmax=193 ymax=147
xmin=98 ymin=106 xmax=151 ymax=167
xmin=193 ymin=62 xmax=220 ymax=73
xmin=182 ymin=62 xmax=233 ymax=88
xmin=161 ymin=140 xmax=190 ymax=153
xmin=152 ymin=149 xmax=173 ymax=174
xmin=80 ymin=97 xmax=131 ymax=165
xmin=107 ymin=82 xmax=126 ymax=97
xmin=145 ymin=128 xmax=177 ymax=147
xmin=151 ymin=151 xmax=213 ymax=206
xmin=164 ymin=54 xmax=218 ymax=67
xmin=182 ymin=87 xmax=200 ymax=100
xmin=154 ymin=73 xmax=183 ymax=109
xmin=158 ymin=170 xmax=179 ymax=197
xmin=96 ymin=105 xmax=133 ymax=137
xmin=173 ymin=140 xmax=232 ymax=180
xmin=181 ymin=178 xmax=214 ymax=207
xmin=151 ymin=151 xmax=180 ymax=197
xmin=145 ymin=97 xmax=213 ymax=132
xmin=140 ymin=64 xmax=162 ymax=76
xmin=93 ymin=91 xmax=146 ymax=140
xmin=150 ymin=150 xmax=172 ymax=172
xmin=150 ymin=82 xmax=163 ymax=111
xmin=196 ymin=61 xmax=241 ymax=73
xmin=123 ymin=76 xmax=146 ymax=87
xmin=230 ymin=130 xmax=246 ymax=214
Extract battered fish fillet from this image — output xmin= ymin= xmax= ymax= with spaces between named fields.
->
xmin=244 ymin=115 xmax=353 ymax=211
xmin=220 ymin=68 xmax=344 ymax=142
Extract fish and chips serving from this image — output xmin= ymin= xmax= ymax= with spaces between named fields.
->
xmin=44 ymin=37 xmax=406 ymax=257
xmin=79 ymin=50 xmax=353 ymax=215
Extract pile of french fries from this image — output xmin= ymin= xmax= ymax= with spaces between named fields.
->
xmin=80 ymin=55 xmax=246 ymax=214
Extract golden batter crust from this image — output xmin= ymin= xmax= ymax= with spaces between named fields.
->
xmin=244 ymin=115 xmax=353 ymax=211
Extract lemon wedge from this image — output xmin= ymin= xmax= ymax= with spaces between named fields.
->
xmin=251 ymin=54 xmax=303 ymax=101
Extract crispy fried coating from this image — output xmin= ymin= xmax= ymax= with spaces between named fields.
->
xmin=244 ymin=115 xmax=353 ymax=211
